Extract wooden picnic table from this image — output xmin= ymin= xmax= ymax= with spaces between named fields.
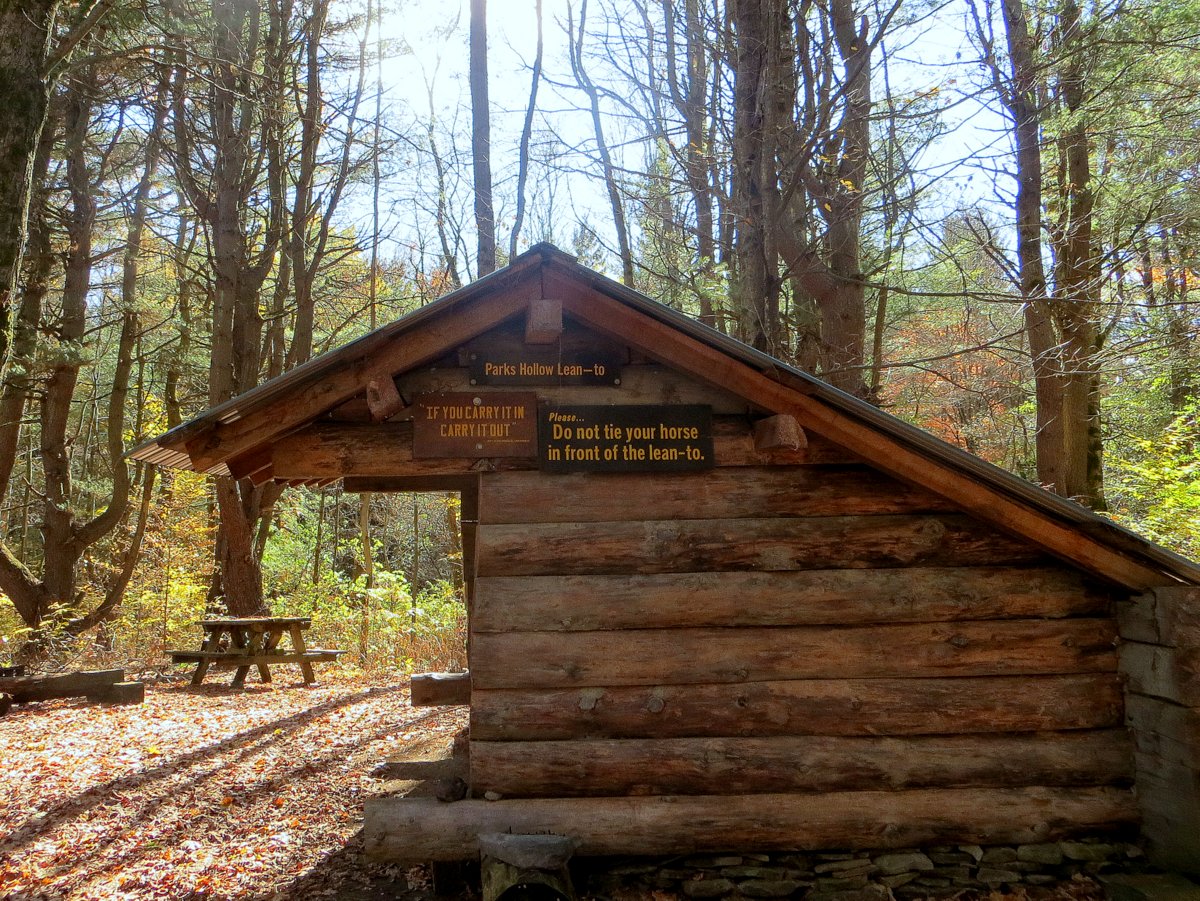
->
xmin=168 ymin=616 xmax=342 ymax=687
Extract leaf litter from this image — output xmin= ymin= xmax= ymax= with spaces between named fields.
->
xmin=0 ymin=676 xmax=466 ymax=900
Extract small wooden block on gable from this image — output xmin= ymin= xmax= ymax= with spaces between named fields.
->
xmin=365 ymin=372 xmax=407 ymax=422
xmin=754 ymin=414 xmax=807 ymax=452
xmin=524 ymin=297 xmax=563 ymax=344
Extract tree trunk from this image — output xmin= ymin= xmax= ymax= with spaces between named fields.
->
xmin=470 ymin=0 xmax=496 ymax=276
xmin=0 ymin=1 xmax=59 ymax=375
xmin=995 ymin=0 xmax=1069 ymax=496
xmin=730 ymin=0 xmax=780 ymax=354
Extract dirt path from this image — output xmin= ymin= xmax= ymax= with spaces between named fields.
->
xmin=0 ymin=676 xmax=467 ymax=900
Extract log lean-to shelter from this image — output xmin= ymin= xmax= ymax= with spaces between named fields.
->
xmin=132 ymin=243 xmax=1200 ymax=874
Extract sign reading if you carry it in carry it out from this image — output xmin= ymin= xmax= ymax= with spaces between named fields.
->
xmin=412 ymin=392 xmax=540 ymax=458
xmin=412 ymin=393 xmax=714 ymax=472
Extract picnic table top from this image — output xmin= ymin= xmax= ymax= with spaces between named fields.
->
xmin=198 ymin=616 xmax=312 ymax=629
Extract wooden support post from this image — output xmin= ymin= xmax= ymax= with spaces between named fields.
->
xmin=290 ymin=623 xmax=317 ymax=684
xmin=1119 ymin=586 xmax=1200 ymax=876
xmin=524 ymin=297 xmax=562 ymax=344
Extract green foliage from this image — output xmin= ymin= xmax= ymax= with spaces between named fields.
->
xmin=1108 ymin=404 xmax=1200 ymax=559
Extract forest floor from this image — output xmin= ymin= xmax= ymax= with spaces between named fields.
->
xmin=0 ymin=676 xmax=1127 ymax=901
xmin=0 ymin=673 xmax=467 ymax=901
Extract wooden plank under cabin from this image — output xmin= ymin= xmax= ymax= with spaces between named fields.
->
xmin=469 ymin=619 xmax=1117 ymax=690
xmin=469 ymin=673 xmax=1124 ymax=741
xmin=469 ymin=731 xmax=1133 ymax=798
xmin=478 ymin=467 xmax=958 ymax=523
xmin=474 ymin=514 xmax=1047 ymax=577
xmin=471 ymin=566 xmax=1110 ymax=632
xmin=363 ymin=786 xmax=1138 ymax=862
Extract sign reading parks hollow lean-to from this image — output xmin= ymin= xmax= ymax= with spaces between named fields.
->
xmin=413 ymin=392 xmax=538 ymax=458
xmin=468 ymin=348 xmax=622 ymax=386
xmin=539 ymin=405 xmax=714 ymax=472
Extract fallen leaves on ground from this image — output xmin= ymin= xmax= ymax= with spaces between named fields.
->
xmin=0 ymin=675 xmax=467 ymax=900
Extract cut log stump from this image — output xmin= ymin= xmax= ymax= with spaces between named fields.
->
xmin=93 ymin=681 xmax=146 ymax=706
xmin=412 ymin=671 xmax=471 ymax=706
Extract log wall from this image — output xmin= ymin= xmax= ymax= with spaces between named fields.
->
xmin=329 ymin=317 xmax=1140 ymax=853
xmin=469 ymin=463 xmax=1134 ymax=836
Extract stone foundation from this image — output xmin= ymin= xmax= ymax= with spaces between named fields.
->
xmin=575 ymin=839 xmax=1144 ymax=900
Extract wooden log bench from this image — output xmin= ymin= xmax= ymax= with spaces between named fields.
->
xmin=167 ymin=616 xmax=344 ymax=686
xmin=0 ymin=669 xmax=143 ymax=714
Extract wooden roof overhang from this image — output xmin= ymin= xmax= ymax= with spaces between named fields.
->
xmin=130 ymin=243 xmax=1200 ymax=592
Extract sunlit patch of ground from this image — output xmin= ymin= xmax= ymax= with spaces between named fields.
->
xmin=0 ymin=675 xmax=466 ymax=900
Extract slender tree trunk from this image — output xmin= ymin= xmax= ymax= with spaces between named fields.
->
xmin=730 ymin=0 xmax=779 ymax=353
xmin=570 ymin=0 xmax=634 ymax=286
xmin=1050 ymin=0 xmax=1104 ymax=508
xmin=470 ymin=0 xmax=496 ymax=276
xmin=510 ymin=0 xmax=543 ymax=259
xmin=990 ymin=0 xmax=1068 ymax=495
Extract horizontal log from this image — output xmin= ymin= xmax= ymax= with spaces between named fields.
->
xmin=1 ymin=669 xmax=124 ymax=703
xmin=411 ymin=671 xmax=472 ymax=706
xmin=1119 ymin=641 xmax=1200 ymax=707
xmin=470 ymin=619 xmax=1118 ymax=690
xmin=475 ymin=514 xmax=1045 ymax=576
xmin=363 ymin=786 xmax=1138 ymax=862
xmin=1118 ymin=587 xmax=1200 ymax=647
xmin=470 ymin=674 xmax=1123 ymax=741
xmin=478 ymin=467 xmax=957 ymax=524
xmin=472 ymin=567 xmax=1111 ymax=632
xmin=469 ymin=730 xmax=1134 ymax=798
xmin=274 ymin=418 xmax=852 ymax=480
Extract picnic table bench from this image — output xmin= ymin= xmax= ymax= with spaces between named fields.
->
xmin=168 ymin=616 xmax=343 ymax=687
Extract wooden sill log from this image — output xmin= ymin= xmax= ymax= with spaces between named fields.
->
xmin=363 ymin=786 xmax=1137 ymax=863
xmin=411 ymin=671 xmax=471 ymax=706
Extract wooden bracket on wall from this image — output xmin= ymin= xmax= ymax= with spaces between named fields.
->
xmin=525 ymin=297 xmax=563 ymax=345
xmin=365 ymin=371 xmax=407 ymax=422
xmin=753 ymin=414 xmax=807 ymax=452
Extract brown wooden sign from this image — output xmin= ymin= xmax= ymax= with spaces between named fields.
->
xmin=413 ymin=392 xmax=538 ymax=458
xmin=468 ymin=348 xmax=622 ymax=386
xmin=539 ymin=405 xmax=714 ymax=472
